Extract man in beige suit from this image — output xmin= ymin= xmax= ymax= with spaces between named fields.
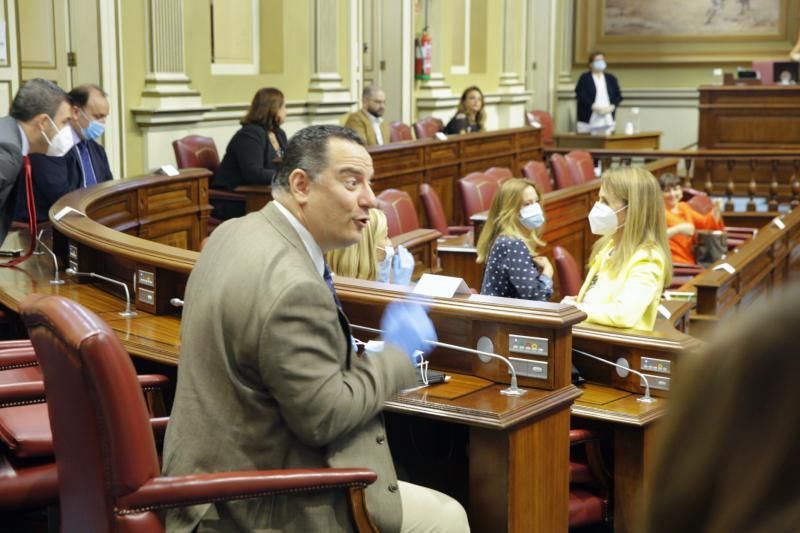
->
xmin=345 ymin=85 xmax=391 ymax=146
xmin=163 ymin=125 xmax=469 ymax=532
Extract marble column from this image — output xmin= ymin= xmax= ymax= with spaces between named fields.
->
xmin=307 ymin=0 xmax=354 ymax=120
xmin=496 ymin=0 xmax=530 ymax=128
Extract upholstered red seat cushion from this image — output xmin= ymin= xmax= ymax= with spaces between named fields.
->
xmin=0 ymin=458 xmax=58 ymax=511
xmin=569 ymin=487 xmax=606 ymax=528
xmin=0 ymin=403 xmax=53 ymax=458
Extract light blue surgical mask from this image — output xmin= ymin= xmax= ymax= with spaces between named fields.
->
xmin=592 ymin=59 xmax=607 ymax=72
xmin=519 ymin=203 xmax=545 ymax=229
xmin=80 ymin=109 xmax=105 ymax=141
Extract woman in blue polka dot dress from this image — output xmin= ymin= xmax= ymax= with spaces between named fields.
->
xmin=476 ymin=179 xmax=554 ymax=301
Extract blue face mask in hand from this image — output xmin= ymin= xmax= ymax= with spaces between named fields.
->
xmin=80 ymin=109 xmax=105 ymax=141
xmin=519 ymin=203 xmax=545 ymax=229
xmin=391 ymin=245 xmax=415 ymax=285
xmin=380 ymin=301 xmax=437 ymax=363
xmin=376 ymin=245 xmax=394 ymax=282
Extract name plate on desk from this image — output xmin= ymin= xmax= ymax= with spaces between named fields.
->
xmin=412 ymin=274 xmax=471 ymax=298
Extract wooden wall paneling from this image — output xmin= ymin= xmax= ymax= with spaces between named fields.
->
xmin=87 ymin=191 xmax=138 ymax=233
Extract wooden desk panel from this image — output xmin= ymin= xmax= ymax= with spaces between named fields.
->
xmin=554 ymin=132 xmax=661 ymax=150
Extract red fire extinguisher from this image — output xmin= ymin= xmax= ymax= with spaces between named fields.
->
xmin=415 ymin=30 xmax=432 ymax=80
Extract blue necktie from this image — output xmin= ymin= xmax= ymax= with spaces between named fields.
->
xmin=323 ymin=264 xmax=342 ymax=309
xmin=77 ymin=142 xmax=97 ymax=187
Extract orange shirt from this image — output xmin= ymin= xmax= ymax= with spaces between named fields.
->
xmin=664 ymin=202 xmax=725 ymax=265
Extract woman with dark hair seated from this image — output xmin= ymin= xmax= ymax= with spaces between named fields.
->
xmin=659 ymin=173 xmax=724 ymax=265
xmin=212 ymin=87 xmax=288 ymax=191
xmin=443 ymin=86 xmax=485 ymax=135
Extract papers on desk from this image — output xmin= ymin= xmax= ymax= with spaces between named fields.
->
xmin=713 ymin=262 xmax=736 ymax=274
xmin=412 ymin=274 xmax=471 ymax=298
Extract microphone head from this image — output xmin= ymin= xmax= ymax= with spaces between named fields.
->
xmin=65 ymin=268 xmax=77 ymax=275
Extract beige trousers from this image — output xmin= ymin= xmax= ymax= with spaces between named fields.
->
xmin=399 ymin=480 xmax=471 ymax=533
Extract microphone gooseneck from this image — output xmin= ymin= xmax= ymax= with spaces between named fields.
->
xmin=350 ymin=323 xmax=527 ymax=397
xmin=35 ymin=237 xmax=65 ymax=285
xmin=65 ymin=268 xmax=137 ymax=317
xmin=572 ymin=348 xmax=656 ymax=403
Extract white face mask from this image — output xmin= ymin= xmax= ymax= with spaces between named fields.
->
xmin=519 ymin=203 xmax=545 ymax=229
xmin=42 ymin=116 xmax=75 ymax=157
xmin=588 ymin=201 xmax=626 ymax=236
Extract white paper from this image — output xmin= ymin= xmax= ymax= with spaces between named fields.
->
xmin=657 ymin=304 xmax=672 ymax=320
xmin=773 ymin=217 xmax=786 ymax=230
xmin=434 ymin=132 xmax=448 ymax=141
xmin=53 ymin=206 xmax=87 ymax=221
xmin=412 ymin=273 xmax=471 ymax=298
xmin=713 ymin=262 xmax=736 ymax=274
xmin=159 ymin=164 xmax=180 ymax=176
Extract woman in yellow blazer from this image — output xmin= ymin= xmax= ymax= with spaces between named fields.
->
xmin=563 ymin=167 xmax=672 ymax=331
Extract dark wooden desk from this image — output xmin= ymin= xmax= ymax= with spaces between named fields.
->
xmin=553 ymin=132 xmax=661 ymax=150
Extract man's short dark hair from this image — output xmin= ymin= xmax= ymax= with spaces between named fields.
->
xmin=68 ymin=84 xmax=106 ymax=108
xmin=9 ymin=78 xmax=69 ymax=121
xmin=273 ymin=125 xmax=365 ymax=192
xmin=362 ymin=85 xmax=382 ymax=100
xmin=658 ymin=172 xmax=682 ymax=191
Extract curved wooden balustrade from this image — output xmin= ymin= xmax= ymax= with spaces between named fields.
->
xmin=545 ymin=147 xmax=800 ymax=210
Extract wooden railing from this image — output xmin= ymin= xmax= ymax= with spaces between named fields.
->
xmin=544 ymin=147 xmax=800 ymax=211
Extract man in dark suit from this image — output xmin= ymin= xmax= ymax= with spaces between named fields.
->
xmin=15 ymin=84 xmax=113 ymax=223
xmin=163 ymin=125 xmax=470 ymax=532
xmin=0 ymin=78 xmax=71 ymax=246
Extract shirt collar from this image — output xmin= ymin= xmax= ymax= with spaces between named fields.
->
xmin=273 ymin=200 xmax=325 ymax=277
xmin=363 ymin=109 xmax=382 ymax=125
xmin=16 ymin=123 xmax=29 ymax=156
xmin=70 ymin=125 xmax=83 ymax=146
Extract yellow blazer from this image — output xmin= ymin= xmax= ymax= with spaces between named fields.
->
xmin=576 ymin=240 xmax=666 ymax=331
xmin=344 ymin=110 xmax=391 ymax=146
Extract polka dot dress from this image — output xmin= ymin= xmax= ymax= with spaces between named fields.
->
xmin=480 ymin=235 xmax=553 ymax=301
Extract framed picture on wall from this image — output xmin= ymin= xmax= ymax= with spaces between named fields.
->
xmin=574 ymin=0 xmax=800 ymax=64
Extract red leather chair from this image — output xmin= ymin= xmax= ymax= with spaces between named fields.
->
xmin=377 ymin=189 xmax=420 ymax=237
xmin=686 ymin=194 xmax=756 ymax=250
xmin=565 ymin=150 xmax=596 ymax=185
xmin=484 ymin=167 xmax=513 ymax=181
xmin=525 ymin=109 xmax=554 ymax=147
xmin=549 ymin=153 xmax=574 ymax=190
xmin=568 ymin=429 xmax=610 ymax=528
xmin=173 ymin=135 xmax=245 ymax=227
xmin=172 ymin=136 xmax=220 ymax=173
xmin=389 ymin=121 xmax=414 ymax=143
xmin=553 ymin=246 xmax=582 ymax=297
xmin=20 ymin=294 xmax=379 ymax=532
xmin=419 ymin=184 xmax=471 ymax=236
xmin=521 ymin=160 xmax=553 ymax=193
xmin=414 ymin=117 xmax=444 ymax=140
xmin=458 ymin=172 xmax=509 ymax=222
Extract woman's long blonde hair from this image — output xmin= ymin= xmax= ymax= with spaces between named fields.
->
xmin=325 ymin=208 xmax=388 ymax=280
xmin=476 ymin=179 xmax=546 ymax=263
xmin=590 ymin=167 xmax=672 ymax=286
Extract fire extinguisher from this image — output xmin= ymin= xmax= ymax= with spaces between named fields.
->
xmin=415 ymin=30 xmax=432 ymax=80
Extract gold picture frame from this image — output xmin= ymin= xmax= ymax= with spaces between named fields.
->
xmin=574 ymin=0 xmax=800 ymax=64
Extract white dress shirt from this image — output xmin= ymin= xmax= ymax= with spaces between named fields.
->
xmin=366 ymin=110 xmax=385 ymax=146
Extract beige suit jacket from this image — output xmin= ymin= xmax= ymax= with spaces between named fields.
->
xmin=163 ymin=202 xmax=416 ymax=532
xmin=345 ymin=110 xmax=391 ymax=146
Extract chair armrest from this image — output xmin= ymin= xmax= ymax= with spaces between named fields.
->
xmin=116 ymin=468 xmax=378 ymax=514
xmin=0 ymin=340 xmax=33 ymax=350
xmin=150 ymin=416 xmax=169 ymax=441
xmin=391 ymin=228 xmax=442 ymax=249
xmin=446 ymin=225 xmax=472 ymax=235
xmin=724 ymin=226 xmax=757 ymax=236
xmin=0 ymin=381 xmax=46 ymax=406
xmin=0 ymin=350 xmax=38 ymax=370
xmin=136 ymin=374 xmax=170 ymax=392
xmin=569 ymin=429 xmax=599 ymax=444
xmin=209 ymin=189 xmax=247 ymax=201
xmin=672 ymin=262 xmax=704 ymax=276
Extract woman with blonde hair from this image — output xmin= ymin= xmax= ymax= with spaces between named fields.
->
xmin=326 ymin=208 xmax=414 ymax=284
xmin=563 ymin=167 xmax=671 ymax=331
xmin=477 ymin=179 xmax=554 ymax=301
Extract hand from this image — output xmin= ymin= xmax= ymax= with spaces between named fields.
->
xmin=606 ymin=104 xmax=616 ymax=114
xmin=533 ymin=256 xmax=554 ymax=278
xmin=380 ymin=301 xmax=437 ymax=362
xmin=376 ymin=253 xmax=392 ymax=283
xmin=711 ymin=199 xmax=723 ymax=221
xmin=391 ymin=245 xmax=415 ymax=285
xmin=591 ymin=103 xmax=603 ymax=113
xmin=669 ymin=222 xmax=695 ymax=237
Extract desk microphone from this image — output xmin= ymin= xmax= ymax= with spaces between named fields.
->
xmin=350 ymin=323 xmax=526 ymax=396
xmin=35 ymin=237 xmax=65 ymax=285
xmin=572 ymin=348 xmax=656 ymax=403
xmin=170 ymin=298 xmax=184 ymax=308
xmin=65 ymin=268 xmax=137 ymax=317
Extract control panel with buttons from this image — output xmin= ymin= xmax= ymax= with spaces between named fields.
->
xmin=508 ymin=334 xmax=549 ymax=357
xmin=509 ymin=357 xmax=548 ymax=380
xmin=640 ymin=373 xmax=670 ymax=391
xmin=641 ymin=357 xmax=671 ymax=375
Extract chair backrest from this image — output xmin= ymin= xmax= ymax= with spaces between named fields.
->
xmin=553 ymin=246 xmax=582 ymax=297
xmin=526 ymin=110 xmax=554 ymax=146
xmin=521 ymin=160 xmax=553 ymax=193
xmin=413 ymin=117 xmax=444 ymax=140
xmin=172 ymin=135 xmax=221 ymax=173
xmin=687 ymin=194 xmax=714 ymax=215
xmin=565 ymin=150 xmax=595 ymax=184
xmin=20 ymin=294 xmax=162 ymax=532
xmin=485 ymin=167 xmax=513 ymax=181
xmin=419 ymin=183 xmax=449 ymax=235
xmin=459 ymin=172 xmax=504 ymax=221
xmin=377 ymin=189 xmax=420 ymax=237
xmin=389 ymin=121 xmax=414 ymax=143
xmin=549 ymin=153 xmax=575 ymax=190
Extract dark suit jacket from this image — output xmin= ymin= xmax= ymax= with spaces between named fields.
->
xmin=163 ymin=202 xmax=416 ymax=532
xmin=444 ymin=113 xmax=481 ymax=135
xmin=211 ymin=124 xmax=287 ymax=190
xmin=15 ymin=137 xmax=113 ymax=222
xmin=0 ymin=115 xmax=24 ymax=245
xmin=574 ymin=71 xmax=623 ymax=124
